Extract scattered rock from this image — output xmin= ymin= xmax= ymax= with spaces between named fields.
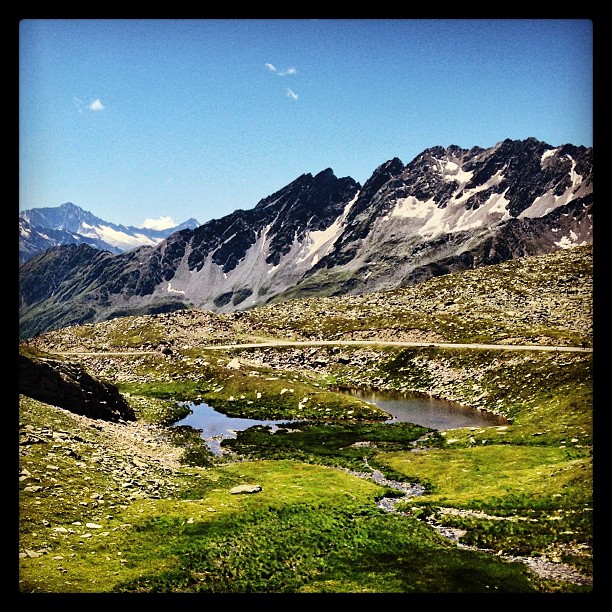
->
xmin=229 ymin=484 xmax=262 ymax=495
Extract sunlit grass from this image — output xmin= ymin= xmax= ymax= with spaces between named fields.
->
xmin=379 ymin=444 xmax=591 ymax=508
xmin=19 ymin=246 xmax=593 ymax=593
xmin=19 ymin=459 xmax=383 ymax=593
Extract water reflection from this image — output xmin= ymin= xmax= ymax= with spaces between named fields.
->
xmin=175 ymin=403 xmax=291 ymax=455
xmin=175 ymin=389 xmax=506 ymax=456
xmin=337 ymin=388 xmax=507 ymax=431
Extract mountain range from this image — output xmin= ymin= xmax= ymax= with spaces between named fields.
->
xmin=19 ymin=202 xmax=199 ymax=264
xmin=19 ymin=137 xmax=593 ymax=340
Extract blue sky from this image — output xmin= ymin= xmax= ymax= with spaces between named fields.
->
xmin=19 ymin=18 xmax=593 ymax=229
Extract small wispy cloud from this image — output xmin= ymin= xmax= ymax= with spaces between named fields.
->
xmin=88 ymin=98 xmax=105 ymax=111
xmin=265 ymin=63 xmax=297 ymax=77
xmin=266 ymin=64 xmax=299 ymax=100
xmin=74 ymin=97 xmax=105 ymax=113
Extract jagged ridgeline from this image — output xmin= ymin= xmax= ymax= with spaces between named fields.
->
xmin=19 ymin=137 xmax=592 ymax=340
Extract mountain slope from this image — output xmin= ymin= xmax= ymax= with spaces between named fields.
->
xmin=26 ymin=244 xmax=592 ymax=354
xmin=18 ymin=242 xmax=593 ymax=593
xmin=19 ymin=138 xmax=592 ymax=340
xmin=279 ymin=138 xmax=592 ymax=300
xmin=19 ymin=202 xmax=199 ymax=263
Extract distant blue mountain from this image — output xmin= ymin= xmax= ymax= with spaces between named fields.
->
xmin=19 ymin=202 xmax=199 ymax=264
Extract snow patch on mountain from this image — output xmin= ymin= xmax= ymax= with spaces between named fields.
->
xmin=81 ymin=223 xmax=160 ymax=250
xmin=19 ymin=202 xmax=199 ymax=264
xmin=388 ymin=187 xmax=511 ymax=239
xmin=390 ymin=196 xmax=434 ymax=220
xmin=141 ymin=216 xmax=176 ymax=230
xmin=166 ymin=283 xmax=186 ymax=295
xmin=519 ymin=164 xmax=586 ymax=220
xmin=541 ymin=148 xmax=559 ymax=162
xmin=455 ymin=169 xmax=505 ymax=204
xmin=297 ymin=196 xmax=357 ymax=266
xmin=554 ymin=230 xmax=588 ymax=249
xmin=449 ymin=193 xmax=509 ymax=234
xmin=19 ymin=138 xmax=593 ymax=339
xmin=432 ymin=156 xmax=473 ymax=184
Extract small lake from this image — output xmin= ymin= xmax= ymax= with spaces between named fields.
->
xmin=174 ymin=403 xmax=291 ymax=455
xmin=337 ymin=388 xmax=507 ymax=431
xmin=175 ymin=390 xmax=506 ymax=455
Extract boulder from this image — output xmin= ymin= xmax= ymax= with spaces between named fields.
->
xmin=229 ymin=484 xmax=262 ymax=495
xmin=19 ymin=353 xmax=136 ymax=422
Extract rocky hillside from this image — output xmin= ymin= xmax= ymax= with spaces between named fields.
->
xmin=21 ymin=244 xmax=592 ymax=421
xmin=19 ymin=138 xmax=592 ymax=340
xmin=18 ymin=244 xmax=593 ymax=593
xmin=26 ymin=244 xmax=592 ymax=355
xmin=19 ymin=352 xmax=135 ymax=422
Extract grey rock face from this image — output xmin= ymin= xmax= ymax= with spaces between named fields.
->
xmin=19 ymin=353 xmax=136 ymax=422
xmin=19 ymin=138 xmax=592 ymax=340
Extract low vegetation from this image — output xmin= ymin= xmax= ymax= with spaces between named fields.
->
xmin=19 ymin=246 xmax=593 ymax=593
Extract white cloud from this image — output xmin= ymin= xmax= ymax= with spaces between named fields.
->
xmin=74 ymin=97 xmax=105 ymax=113
xmin=265 ymin=63 xmax=296 ymax=77
xmin=88 ymin=99 xmax=105 ymax=111
xmin=140 ymin=216 xmax=176 ymax=230
xmin=266 ymin=64 xmax=298 ymax=100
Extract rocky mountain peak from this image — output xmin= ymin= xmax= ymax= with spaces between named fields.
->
xmin=19 ymin=138 xmax=593 ymax=340
xmin=19 ymin=202 xmax=200 ymax=264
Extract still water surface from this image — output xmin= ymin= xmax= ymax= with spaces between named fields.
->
xmin=175 ymin=389 xmax=505 ymax=455
xmin=338 ymin=388 xmax=507 ymax=430
xmin=175 ymin=404 xmax=290 ymax=455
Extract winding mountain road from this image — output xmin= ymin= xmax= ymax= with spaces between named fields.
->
xmin=199 ymin=340 xmax=592 ymax=352
xmin=54 ymin=339 xmax=592 ymax=356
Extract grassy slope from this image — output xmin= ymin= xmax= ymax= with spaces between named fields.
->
xmin=243 ymin=245 xmax=592 ymax=347
xmin=18 ymin=246 xmax=593 ymax=593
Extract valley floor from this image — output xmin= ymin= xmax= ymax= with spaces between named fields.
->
xmin=18 ymin=246 xmax=594 ymax=594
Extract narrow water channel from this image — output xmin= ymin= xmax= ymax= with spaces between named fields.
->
xmin=175 ymin=389 xmax=505 ymax=455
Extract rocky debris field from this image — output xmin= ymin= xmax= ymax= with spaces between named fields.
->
xmin=245 ymin=245 xmax=592 ymax=346
xmin=25 ymin=245 xmax=592 ymax=358
xmin=20 ymin=246 xmax=593 ymax=430
xmin=19 ymin=394 xmax=190 ymax=562
xmin=19 ymin=396 xmax=185 ymax=500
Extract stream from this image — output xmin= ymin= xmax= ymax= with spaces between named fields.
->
xmin=173 ymin=393 xmax=590 ymax=585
